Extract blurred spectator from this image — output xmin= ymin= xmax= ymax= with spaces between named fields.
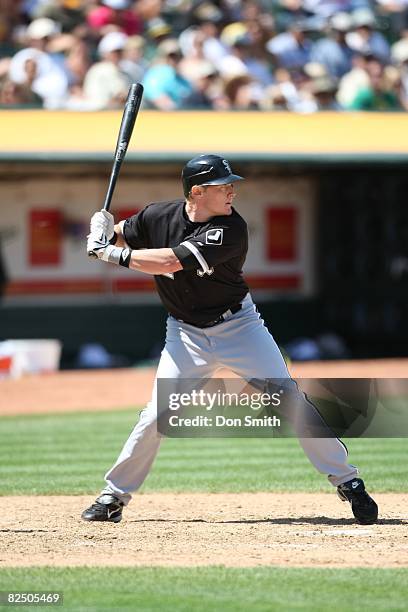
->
xmin=261 ymin=83 xmax=291 ymax=110
xmin=120 ymin=34 xmax=147 ymax=82
xmin=0 ymin=0 xmax=406 ymax=113
xmin=0 ymin=0 xmax=23 ymax=58
xmin=384 ymin=63 xmax=405 ymax=104
xmin=273 ymin=0 xmax=314 ymax=32
xmin=346 ymin=9 xmax=390 ymax=64
xmin=224 ymin=34 xmax=274 ymax=86
xmin=223 ymin=73 xmax=262 ymax=108
xmin=336 ymin=52 xmax=371 ymax=106
xmin=195 ymin=13 xmax=230 ymax=67
xmin=220 ymin=1 xmax=276 ymax=59
xmin=261 ymin=66 xmax=316 ymax=111
xmin=33 ymin=0 xmax=87 ymax=34
xmin=80 ymin=30 xmax=131 ymax=109
xmin=63 ymin=36 xmax=92 ymax=88
xmin=180 ymin=61 xmax=219 ymax=108
xmin=8 ymin=17 xmax=69 ymax=108
xmin=87 ymin=0 xmax=142 ymax=36
xmin=142 ymin=37 xmax=194 ymax=109
xmin=310 ymin=76 xmax=343 ymax=109
xmin=244 ymin=13 xmax=276 ymax=61
xmin=266 ymin=19 xmax=314 ymax=69
xmin=143 ymin=16 xmax=173 ymax=59
xmin=375 ymin=0 xmax=408 ymax=39
xmin=392 ymin=37 xmax=408 ymax=109
xmin=178 ymin=28 xmax=210 ymax=81
xmin=22 ymin=1 xmax=50 ymax=19
xmin=0 ymin=76 xmax=43 ymax=107
xmin=348 ymin=57 xmax=402 ymax=109
xmin=290 ymin=63 xmax=327 ymax=111
xmin=135 ymin=0 xmax=164 ymax=25
xmin=303 ymin=0 xmax=353 ymax=19
xmin=310 ymin=12 xmax=354 ymax=78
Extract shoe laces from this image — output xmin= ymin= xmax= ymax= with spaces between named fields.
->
xmin=88 ymin=500 xmax=108 ymax=512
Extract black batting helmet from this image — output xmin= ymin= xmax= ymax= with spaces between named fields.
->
xmin=182 ymin=154 xmax=244 ymax=198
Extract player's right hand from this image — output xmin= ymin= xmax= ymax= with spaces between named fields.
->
xmin=87 ymin=230 xmax=109 ymax=259
xmin=90 ymin=210 xmax=114 ymax=241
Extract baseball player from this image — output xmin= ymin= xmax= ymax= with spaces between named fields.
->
xmin=83 ymin=154 xmax=378 ymax=525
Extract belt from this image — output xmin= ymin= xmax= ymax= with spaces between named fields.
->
xmin=179 ymin=304 xmax=242 ymax=328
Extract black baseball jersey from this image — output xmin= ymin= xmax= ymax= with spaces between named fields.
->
xmin=123 ymin=199 xmax=249 ymax=325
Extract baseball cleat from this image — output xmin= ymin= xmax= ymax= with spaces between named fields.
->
xmin=337 ymin=478 xmax=378 ymax=525
xmin=81 ymin=494 xmax=124 ymax=523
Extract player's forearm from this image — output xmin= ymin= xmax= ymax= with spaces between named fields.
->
xmin=87 ymin=216 xmax=183 ymax=273
xmin=129 ymin=248 xmax=183 ymax=275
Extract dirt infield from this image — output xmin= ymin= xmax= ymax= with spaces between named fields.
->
xmin=1 ymin=360 xmax=407 ymax=569
xmin=1 ymin=493 xmax=407 ymax=568
xmin=1 ymin=359 xmax=408 ymax=416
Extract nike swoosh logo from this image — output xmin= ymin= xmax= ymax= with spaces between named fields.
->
xmin=107 ymin=507 xmax=121 ymax=518
xmin=120 ymin=248 xmax=130 ymax=263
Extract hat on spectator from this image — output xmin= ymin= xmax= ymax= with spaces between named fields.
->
xmin=392 ymin=39 xmax=408 ymax=64
xmin=232 ymin=33 xmax=253 ymax=48
xmin=124 ymin=35 xmax=145 ymax=52
xmin=329 ymin=12 xmax=353 ymax=33
xmin=145 ymin=18 xmax=172 ymax=40
xmin=195 ymin=60 xmax=218 ymax=78
xmin=193 ymin=2 xmax=223 ymax=23
xmin=304 ymin=62 xmax=328 ymax=78
xmin=27 ymin=18 xmax=61 ymax=39
xmin=221 ymin=23 xmax=248 ymax=47
xmin=98 ymin=31 xmax=128 ymax=56
xmin=352 ymin=9 xmax=377 ymax=29
xmin=102 ymin=0 xmax=130 ymax=9
xmin=218 ymin=55 xmax=249 ymax=79
xmin=156 ymin=38 xmax=181 ymax=57
xmin=310 ymin=77 xmax=338 ymax=94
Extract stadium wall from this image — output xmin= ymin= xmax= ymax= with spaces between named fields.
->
xmin=1 ymin=111 xmax=408 ymax=362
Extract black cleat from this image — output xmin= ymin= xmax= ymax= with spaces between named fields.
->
xmin=337 ymin=478 xmax=378 ymax=525
xmin=81 ymin=494 xmax=124 ymax=523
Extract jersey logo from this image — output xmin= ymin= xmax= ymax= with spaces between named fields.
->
xmin=197 ymin=267 xmax=214 ymax=277
xmin=205 ymin=229 xmax=223 ymax=245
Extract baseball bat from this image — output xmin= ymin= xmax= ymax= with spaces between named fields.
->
xmin=88 ymin=82 xmax=144 ymax=257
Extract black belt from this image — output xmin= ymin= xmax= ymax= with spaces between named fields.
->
xmin=179 ymin=304 xmax=242 ymax=328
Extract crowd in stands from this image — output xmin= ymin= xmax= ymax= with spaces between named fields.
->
xmin=0 ymin=0 xmax=407 ymax=111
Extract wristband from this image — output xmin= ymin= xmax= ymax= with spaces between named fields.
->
xmin=118 ymin=248 xmax=132 ymax=268
xmin=100 ymin=245 xmax=132 ymax=267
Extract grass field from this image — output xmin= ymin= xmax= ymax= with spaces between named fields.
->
xmin=1 ymin=408 xmax=407 ymax=611
xmin=0 ymin=567 xmax=408 ymax=612
xmin=0 ymin=408 xmax=406 ymax=495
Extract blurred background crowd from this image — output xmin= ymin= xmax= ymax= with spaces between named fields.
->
xmin=0 ymin=0 xmax=408 ymax=111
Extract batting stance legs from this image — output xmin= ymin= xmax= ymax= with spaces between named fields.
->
xmin=100 ymin=294 xmax=358 ymax=505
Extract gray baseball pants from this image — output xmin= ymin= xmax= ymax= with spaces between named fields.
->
xmin=103 ymin=293 xmax=358 ymax=504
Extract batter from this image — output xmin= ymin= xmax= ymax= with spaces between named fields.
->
xmin=83 ymin=154 xmax=378 ymax=525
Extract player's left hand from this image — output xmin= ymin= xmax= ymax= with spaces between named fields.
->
xmin=87 ymin=230 xmax=109 ymax=259
xmin=90 ymin=210 xmax=115 ymax=241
